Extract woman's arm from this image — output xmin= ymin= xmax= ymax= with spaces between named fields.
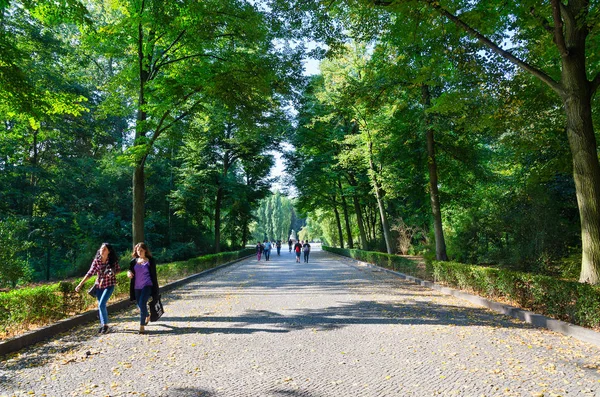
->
xmin=75 ymin=259 xmax=98 ymax=292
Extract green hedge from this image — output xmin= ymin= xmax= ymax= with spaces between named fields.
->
xmin=0 ymin=248 xmax=254 ymax=337
xmin=323 ymin=246 xmax=429 ymax=280
xmin=324 ymin=246 xmax=600 ymax=329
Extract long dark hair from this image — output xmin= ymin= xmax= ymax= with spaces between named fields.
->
xmin=97 ymin=243 xmax=118 ymax=266
xmin=132 ymin=242 xmax=153 ymax=259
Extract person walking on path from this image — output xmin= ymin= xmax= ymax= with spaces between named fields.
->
xmin=276 ymin=240 xmax=282 ymax=256
xmin=294 ymin=240 xmax=303 ymax=263
xmin=263 ymin=240 xmax=272 ymax=261
xmin=256 ymin=241 xmax=263 ymax=261
xmin=288 ymin=239 xmax=293 ymax=253
xmin=75 ymin=243 xmax=120 ymax=334
xmin=127 ymin=242 xmax=159 ymax=335
xmin=303 ymin=241 xmax=311 ymax=263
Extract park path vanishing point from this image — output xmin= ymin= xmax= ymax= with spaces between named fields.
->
xmin=1 ymin=245 xmax=600 ymax=397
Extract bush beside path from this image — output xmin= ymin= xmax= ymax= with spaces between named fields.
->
xmin=1 ymin=246 xmax=599 ymax=396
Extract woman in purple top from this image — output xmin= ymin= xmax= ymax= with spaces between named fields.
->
xmin=127 ymin=242 xmax=159 ymax=334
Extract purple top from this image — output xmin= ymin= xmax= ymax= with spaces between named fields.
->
xmin=133 ymin=261 xmax=153 ymax=290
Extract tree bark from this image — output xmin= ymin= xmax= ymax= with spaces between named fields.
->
xmin=346 ymin=173 xmax=368 ymax=250
xmin=338 ymin=178 xmax=354 ymax=249
xmin=331 ymin=195 xmax=345 ymax=248
xmin=562 ymin=71 xmax=600 ymax=283
xmin=214 ymin=184 xmax=223 ymax=253
xmin=368 ymin=141 xmax=394 ymax=254
xmin=214 ymin=154 xmax=230 ymax=253
xmin=132 ymin=163 xmax=146 ymax=246
xmin=422 ymin=85 xmax=448 ymax=261
xmin=132 ymin=18 xmax=149 ymax=248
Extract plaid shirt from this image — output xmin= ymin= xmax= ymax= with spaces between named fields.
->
xmin=86 ymin=257 xmax=120 ymax=289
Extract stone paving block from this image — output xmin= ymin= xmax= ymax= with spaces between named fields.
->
xmin=1 ymin=247 xmax=600 ymax=396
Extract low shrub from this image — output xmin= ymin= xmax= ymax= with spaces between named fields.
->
xmin=0 ymin=248 xmax=254 ymax=338
xmin=324 ymin=246 xmax=600 ymax=329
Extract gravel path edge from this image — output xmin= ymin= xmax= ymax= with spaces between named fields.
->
xmin=330 ymin=251 xmax=600 ymax=348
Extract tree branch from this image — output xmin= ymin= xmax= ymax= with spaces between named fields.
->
xmin=551 ymin=0 xmax=569 ymax=57
xmin=141 ymin=89 xmax=204 ymax=162
xmin=529 ymin=6 xmax=554 ymax=34
xmin=156 ymin=52 xmax=228 ymax=69
xmin=424 ymin=0 xmax=563 ymax=94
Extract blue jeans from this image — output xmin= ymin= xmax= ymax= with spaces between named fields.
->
xmin=95 ymin=286 xmax=115 ymax=326
xmin=304 ymin=251 xmax=310 ymax=262
xmin=264 ymin=249 xmax=270 ymax=260
xmin=135 ymin=285 xmax=152 ymax=325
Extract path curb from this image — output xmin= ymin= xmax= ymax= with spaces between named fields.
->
xmin=331 ymin=251 xmax=600 ymax=349
xmin=0 ymin=255 xmax=251 ymax=357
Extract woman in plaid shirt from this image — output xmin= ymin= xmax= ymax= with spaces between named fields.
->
xmin=75 ymin=243 xmax=121 ymax=334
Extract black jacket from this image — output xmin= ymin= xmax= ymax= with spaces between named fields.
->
xmin=129 ymin=257 xmax=159 ymax=301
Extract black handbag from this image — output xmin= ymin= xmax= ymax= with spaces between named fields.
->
xmin=149 ymin=295 xmax=164 ymax=322
xmin=87 ymin=284 xmax=98 ymax=297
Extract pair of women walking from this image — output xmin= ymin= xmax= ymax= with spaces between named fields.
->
xmin=75 ymin=242 xmax=159 ymax=335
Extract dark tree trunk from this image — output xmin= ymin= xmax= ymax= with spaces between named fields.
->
xmin=214 ymin=156 xmax=230 ymax=254
xmin=214 ymin=185 xmax=223 ymax=253
xmin=132 ymin=163 xmax=146 ymax=246
xmin=331 ymin=196 xmax=344 ymax=249
xmin=346 ymin=174 xmax=368 ymax=250
xmin=563 ymin=78 xmax=600 ymax=283
xmin=338 ymin=178 xmax=354 ymax=249
xmin=422 ymin=84 xmax=448 ymax=261
xmin=368 ymin=141 xmax=394 ymax=254
xmin=132 ymin=19 xmax=149 ymax=248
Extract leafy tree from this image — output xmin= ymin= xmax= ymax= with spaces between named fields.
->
xmin=0 ymin=217 xmax=32 ymax=287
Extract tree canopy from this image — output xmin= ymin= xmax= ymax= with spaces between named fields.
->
xmin=1 ymin=0 xmax=599 ymax=287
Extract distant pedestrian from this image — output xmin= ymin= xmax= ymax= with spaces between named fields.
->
xmin=256 ymin=241 xmax=263 ymax=261
xmin=294 ymin=240 xmax=303 ymax=263
xmin=276 ymin=240 xmax=282 ymax=256
xmin=128 ymin=242 xmax=160 ymax=335
xmin=303 ymin=241 xmax=311 ymax=263
xmin=75 ymin=243 xmax=120 ymax=334
xmin=263 ymin=240 xmax=272 ymax=261
xmin=288 ymin=239 xmax=292 ymax=253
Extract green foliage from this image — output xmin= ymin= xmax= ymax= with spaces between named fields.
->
xmin=323 ymin=246 xmax=428 ymax=279
xmin=0 ymin=248 xmax=253 ymax=337
xmin=0 ymin=218 xmax=33 ymax=287
xmin=251 ymin=191 xmax=296 ymax=242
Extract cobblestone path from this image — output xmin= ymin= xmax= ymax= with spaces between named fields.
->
xmin=2 ymin=246 xmax=600 ymax=396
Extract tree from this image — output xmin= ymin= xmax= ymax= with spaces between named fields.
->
xmin=0 ymin=217 xmax=32 ymax=287
xmin=365 ymin=0 xmax=600 ymax=282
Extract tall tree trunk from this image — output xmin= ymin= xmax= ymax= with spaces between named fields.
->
xmin=346 ymin=173 xmax=368 ymax=250
xmin=422 ymin=85 xmax=448 ymax=261
xmin=132 ymin=163 xmax=146 ymax=246
xmin=29 ymin=127 xmax=38 ymax=217
xmin=338 ymin=178 xmax=354 ymax=249
xmin=367 ymin=141 xmax=394 ymax=254
xmin=214 ymin=185 xmax=223 ymax=253
xmin=331 ymin=196 xmax=344 ymax=249
xmin=354 ymin=196 xmax=368 ymax=250
xmin=132 ymin=19 xmax=149 ymax=248
xmin=242 ymin=218 xmax=248 ymax=248
xmin=214 ymin=156 xmax=230 ymax=253
xmin=563 ymin=85 xmax=600 ymax=283
xmin=363 ymin=205 xmax=373 ymax=242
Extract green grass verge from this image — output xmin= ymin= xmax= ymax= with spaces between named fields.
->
xmin=0 ymin=248 xmax=254 ymax=338
xmin=323 ymin=246 xmax=600 ymax=329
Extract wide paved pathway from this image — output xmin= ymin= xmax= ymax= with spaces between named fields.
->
xmin=2 ymin=246 xmax=600 ymax=396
